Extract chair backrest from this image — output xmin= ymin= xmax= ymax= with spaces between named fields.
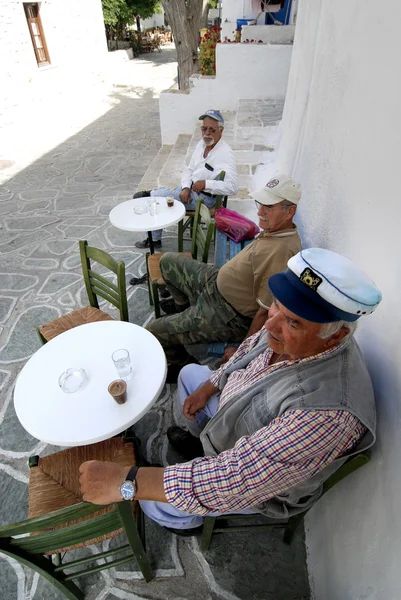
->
xmin=321 ymin=449 xmax=371 ymax=498
xmin=79 ymin=240 xmax=128 ymax=322
xmin=191 ymin=199 xmax=215 ymax=263
xmin=0 ymin=500 xmax=152 ymax=589
xmin=214 ymin=170 xmax=228 ymax=210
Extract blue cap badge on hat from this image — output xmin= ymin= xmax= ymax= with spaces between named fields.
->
xmin=268 ymin=248 xmax=382 ymax=323
xmin=199 ymin=110 xmax=224 ymax=126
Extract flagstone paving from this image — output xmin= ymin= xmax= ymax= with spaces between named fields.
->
xmin=0 ymin=47 xmax=309 ymax=600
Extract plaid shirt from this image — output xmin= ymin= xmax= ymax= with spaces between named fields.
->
xmin=164 ymin=330 xmax=367 ymax=515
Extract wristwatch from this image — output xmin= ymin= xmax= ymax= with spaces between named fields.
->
xmin=120 ymin=466 xmax=139 ymax=501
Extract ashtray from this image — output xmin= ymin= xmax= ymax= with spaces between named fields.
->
xmin=58 ymin=368 xmax=89 ymax=394
xmin=133 ymin=203 xmax=148 ymax=215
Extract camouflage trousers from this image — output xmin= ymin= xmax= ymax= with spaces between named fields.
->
xmin=145 ymin=253 xmax=252 ymax=365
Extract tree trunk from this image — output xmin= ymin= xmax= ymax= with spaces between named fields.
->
xmin=200 ymin=1 xmax=209 ymax=29
xmin=162 ymin=0 xmax=205 ymax=90
xmin=136 ymin=15 xmax=141 ymax=33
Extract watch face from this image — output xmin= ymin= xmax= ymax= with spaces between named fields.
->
xmin=120 ymin=481 xmax=135 ymax=500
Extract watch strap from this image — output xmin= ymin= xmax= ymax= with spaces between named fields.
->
xmin=125 ymin=466 xmax=139 ymax=483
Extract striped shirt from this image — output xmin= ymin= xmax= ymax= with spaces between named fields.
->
xmin=164 ymin=330 xmax=366 ymax=515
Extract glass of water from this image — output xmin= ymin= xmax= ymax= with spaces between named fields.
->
xmin=147 ymin=197 xmax=158 ymax=216
xmin=112 ymin=349 xmax=133 ymax=381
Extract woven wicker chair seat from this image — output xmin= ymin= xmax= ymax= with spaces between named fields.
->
xmin=29 ymin=437 xmax=135 ymax=553
xmin=40 ymin=306 xmax=113 ymax=342
xmin=185 ymin=208 xmax=216 ymax=217
xmin=148 ymin=252 xmax=192 ymax=286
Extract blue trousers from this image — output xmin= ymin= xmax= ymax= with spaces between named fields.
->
xmin=150 ymin=187 xmax=216 ymax=241
xmin=139 ymin=364 xmax=256 ymax=529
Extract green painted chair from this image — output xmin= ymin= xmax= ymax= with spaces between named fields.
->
xmin=147 ymin=197 xmax=215 ymax=319
xmin=0 ymin=437 xmax=152 ymax=600
xmin=39 ymin=240 xmax=128 ymax=343
xmin=200 ymin=450 xmax=372 ymax=551
xmin=177 ymin=170 xmax=227 ymax=252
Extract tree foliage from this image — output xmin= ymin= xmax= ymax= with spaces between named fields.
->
xmin=101 ymin=0 xmax=162 ymax=29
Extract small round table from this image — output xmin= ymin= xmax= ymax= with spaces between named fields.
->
xmin=14 ymin=321 xmax=167 ymax=447
xmin=109 ymin=196 xmax=186 ymax=255
xmin=109 ymin=197 xmax=186 ymax=285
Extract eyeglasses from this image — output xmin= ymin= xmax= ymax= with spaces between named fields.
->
xmin=201 ymin=126 xmax=217 ymax=133
xmin=254 ymin=200 xmax=282 ymax=211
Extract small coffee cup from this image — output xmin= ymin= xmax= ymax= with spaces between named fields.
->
xmin=166 ymin=197 xmax=174 ymax=208
xmin=108 ymin=379 xmax=127 ymax=404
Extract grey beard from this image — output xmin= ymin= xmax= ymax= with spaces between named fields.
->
xmin=203 ymin=138 xmax=214 ymax=146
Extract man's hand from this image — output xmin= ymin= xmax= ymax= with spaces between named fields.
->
xmin=79 ymin=460 xmax=130 ymax=504
xmin=179 ymin=188 xmax=191 ymax=204
xmin=192 ymin=180 xmax=206 ymax=193
xmin=183 ymin=387 xmax=211 ymax=420
xmin=221 ymin=345 xmax=238 ymax=364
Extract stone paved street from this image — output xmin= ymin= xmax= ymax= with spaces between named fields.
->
xmin=0 ymin=47 xmax=309 ymax=600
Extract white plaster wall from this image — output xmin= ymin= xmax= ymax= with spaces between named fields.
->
xmin=276 ymin=1 xmax=401 ymax=598
xmin=0 ymin=0 xmax=108 ymax=113
xmin=141 ymin=11 xmax=165 ymax=30
xmin=241 ymin=24 xmax=295 ymax=43
xmin=160 ymin=43 xmax=292 ymax=144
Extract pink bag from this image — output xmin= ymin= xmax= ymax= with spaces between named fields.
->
xmin=214 ymin=207 xmax=259 ymax=243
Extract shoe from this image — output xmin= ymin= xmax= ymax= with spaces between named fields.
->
xmin=166 ymin=357 xmax=200 ymax=384
xmin=135 ymin=238 xmax=162 ymax=249
xmin=164 ymin=525 xmax=203 ymax=537
xmin=167 ymin=426 xmax=204 ymax=459
xmin=160 ymin=298 xmax=177 ymax=315
xmin=159 ymin=285 xmax=171 ymax=299
xmin=133 ymin=190 xmax=151 ymax=198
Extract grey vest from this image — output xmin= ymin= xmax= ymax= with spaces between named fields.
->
xmin=200 ymin=334 xmax=376 ymax=518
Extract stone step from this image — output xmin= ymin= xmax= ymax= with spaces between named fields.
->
xmin=137 ymin=144 xmax=173 ymax=192
xmin=235 ymin=98 xmax=284 ymax=145
xmin=158 ymin=133 xmax=192 ymax=189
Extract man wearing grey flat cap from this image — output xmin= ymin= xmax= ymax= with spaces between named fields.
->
xmin=133 ymin=109 xmax=238 ymax=249
xmin=80 ymin=248 xmax=382 ymax=535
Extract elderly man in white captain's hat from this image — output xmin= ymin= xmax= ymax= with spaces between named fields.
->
xmin=79 ymin=248 xmax=382 ymax=535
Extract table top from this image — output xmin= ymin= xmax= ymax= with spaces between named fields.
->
xmin=14 ymin=321 xmax=167 ymax=447
xmin=109 ymin=196 xmax=186 ymax=233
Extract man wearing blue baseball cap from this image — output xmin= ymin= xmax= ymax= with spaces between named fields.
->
xmin=133 ymin=109 xmax=238 ymax=250
xmin=80 ymin=248 xmax=382 ymax=535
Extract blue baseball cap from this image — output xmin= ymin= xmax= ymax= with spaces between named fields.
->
xmin=199 ymin=110 xmax=224 ymax=126
xmin=268 ymin=248 xmax=382 ymax=323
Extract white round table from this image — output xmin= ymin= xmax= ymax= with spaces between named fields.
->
xmin=109 ymin=196 xmax=186 ymax=254
xmin=14 ymin=321 xmax=167 ymax=447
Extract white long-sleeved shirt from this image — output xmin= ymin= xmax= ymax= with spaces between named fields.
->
xmin=180 ymin=138 xmax=238 ymax=197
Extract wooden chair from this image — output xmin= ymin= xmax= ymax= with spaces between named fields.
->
xmin=200 ymin=450 xmax=372 ymax=552
xmin=147 ymin=198 xmax=215 ymax=319
xmin=177 ymin=171 xmax=227 ymax=252
xmin=0 ymin=436 xmax=152 ymax=600
xmin=39 ymin=240 xmax=128 ymax=343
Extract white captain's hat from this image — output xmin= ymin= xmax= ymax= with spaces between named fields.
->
xmin=268 ymin=248 xmax=382 ymax=323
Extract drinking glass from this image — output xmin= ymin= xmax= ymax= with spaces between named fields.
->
xmin=112 ymin=349 xmax=133 ymax=380
xmin=134 ymin=202 xmax=148 ymax=215
xmin=147 ymin=197 xmax=158 ymax=216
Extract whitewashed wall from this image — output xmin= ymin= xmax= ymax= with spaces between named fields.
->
xmin=141 ymin=10 xmax=165 ymax=31
xmin=221 ymin=0 xmax=280 ymax=39
xmin=275 ymin=1 xmax=401 ymax=598
xmin=241 ymin=24 xmax=295 ymax=43
xmin=0 ymin=0 xmax=108 ymax=113
xmin=159 ymin=42 xmax=292 ymax=144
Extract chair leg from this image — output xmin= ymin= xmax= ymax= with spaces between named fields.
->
xmin=151 ymin=281 xmax=161 ymax=319
xmin=117 ymin=502 xmax=153 ymax=582
xmin=200 ymin=516 xmax=217 ymax=552
xmin=0 ymin=546 xmax=84 ymax=600
xmin=145 ymin=254 xmax=153 ymax=307
xmin=178 ymin=219 xmax=184 ymax=252
xmin=283 ymin=513 xmax=305 ymax=545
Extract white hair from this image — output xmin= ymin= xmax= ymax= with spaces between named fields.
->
xmin=318 ymin=320 xmax=358 ymax=339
